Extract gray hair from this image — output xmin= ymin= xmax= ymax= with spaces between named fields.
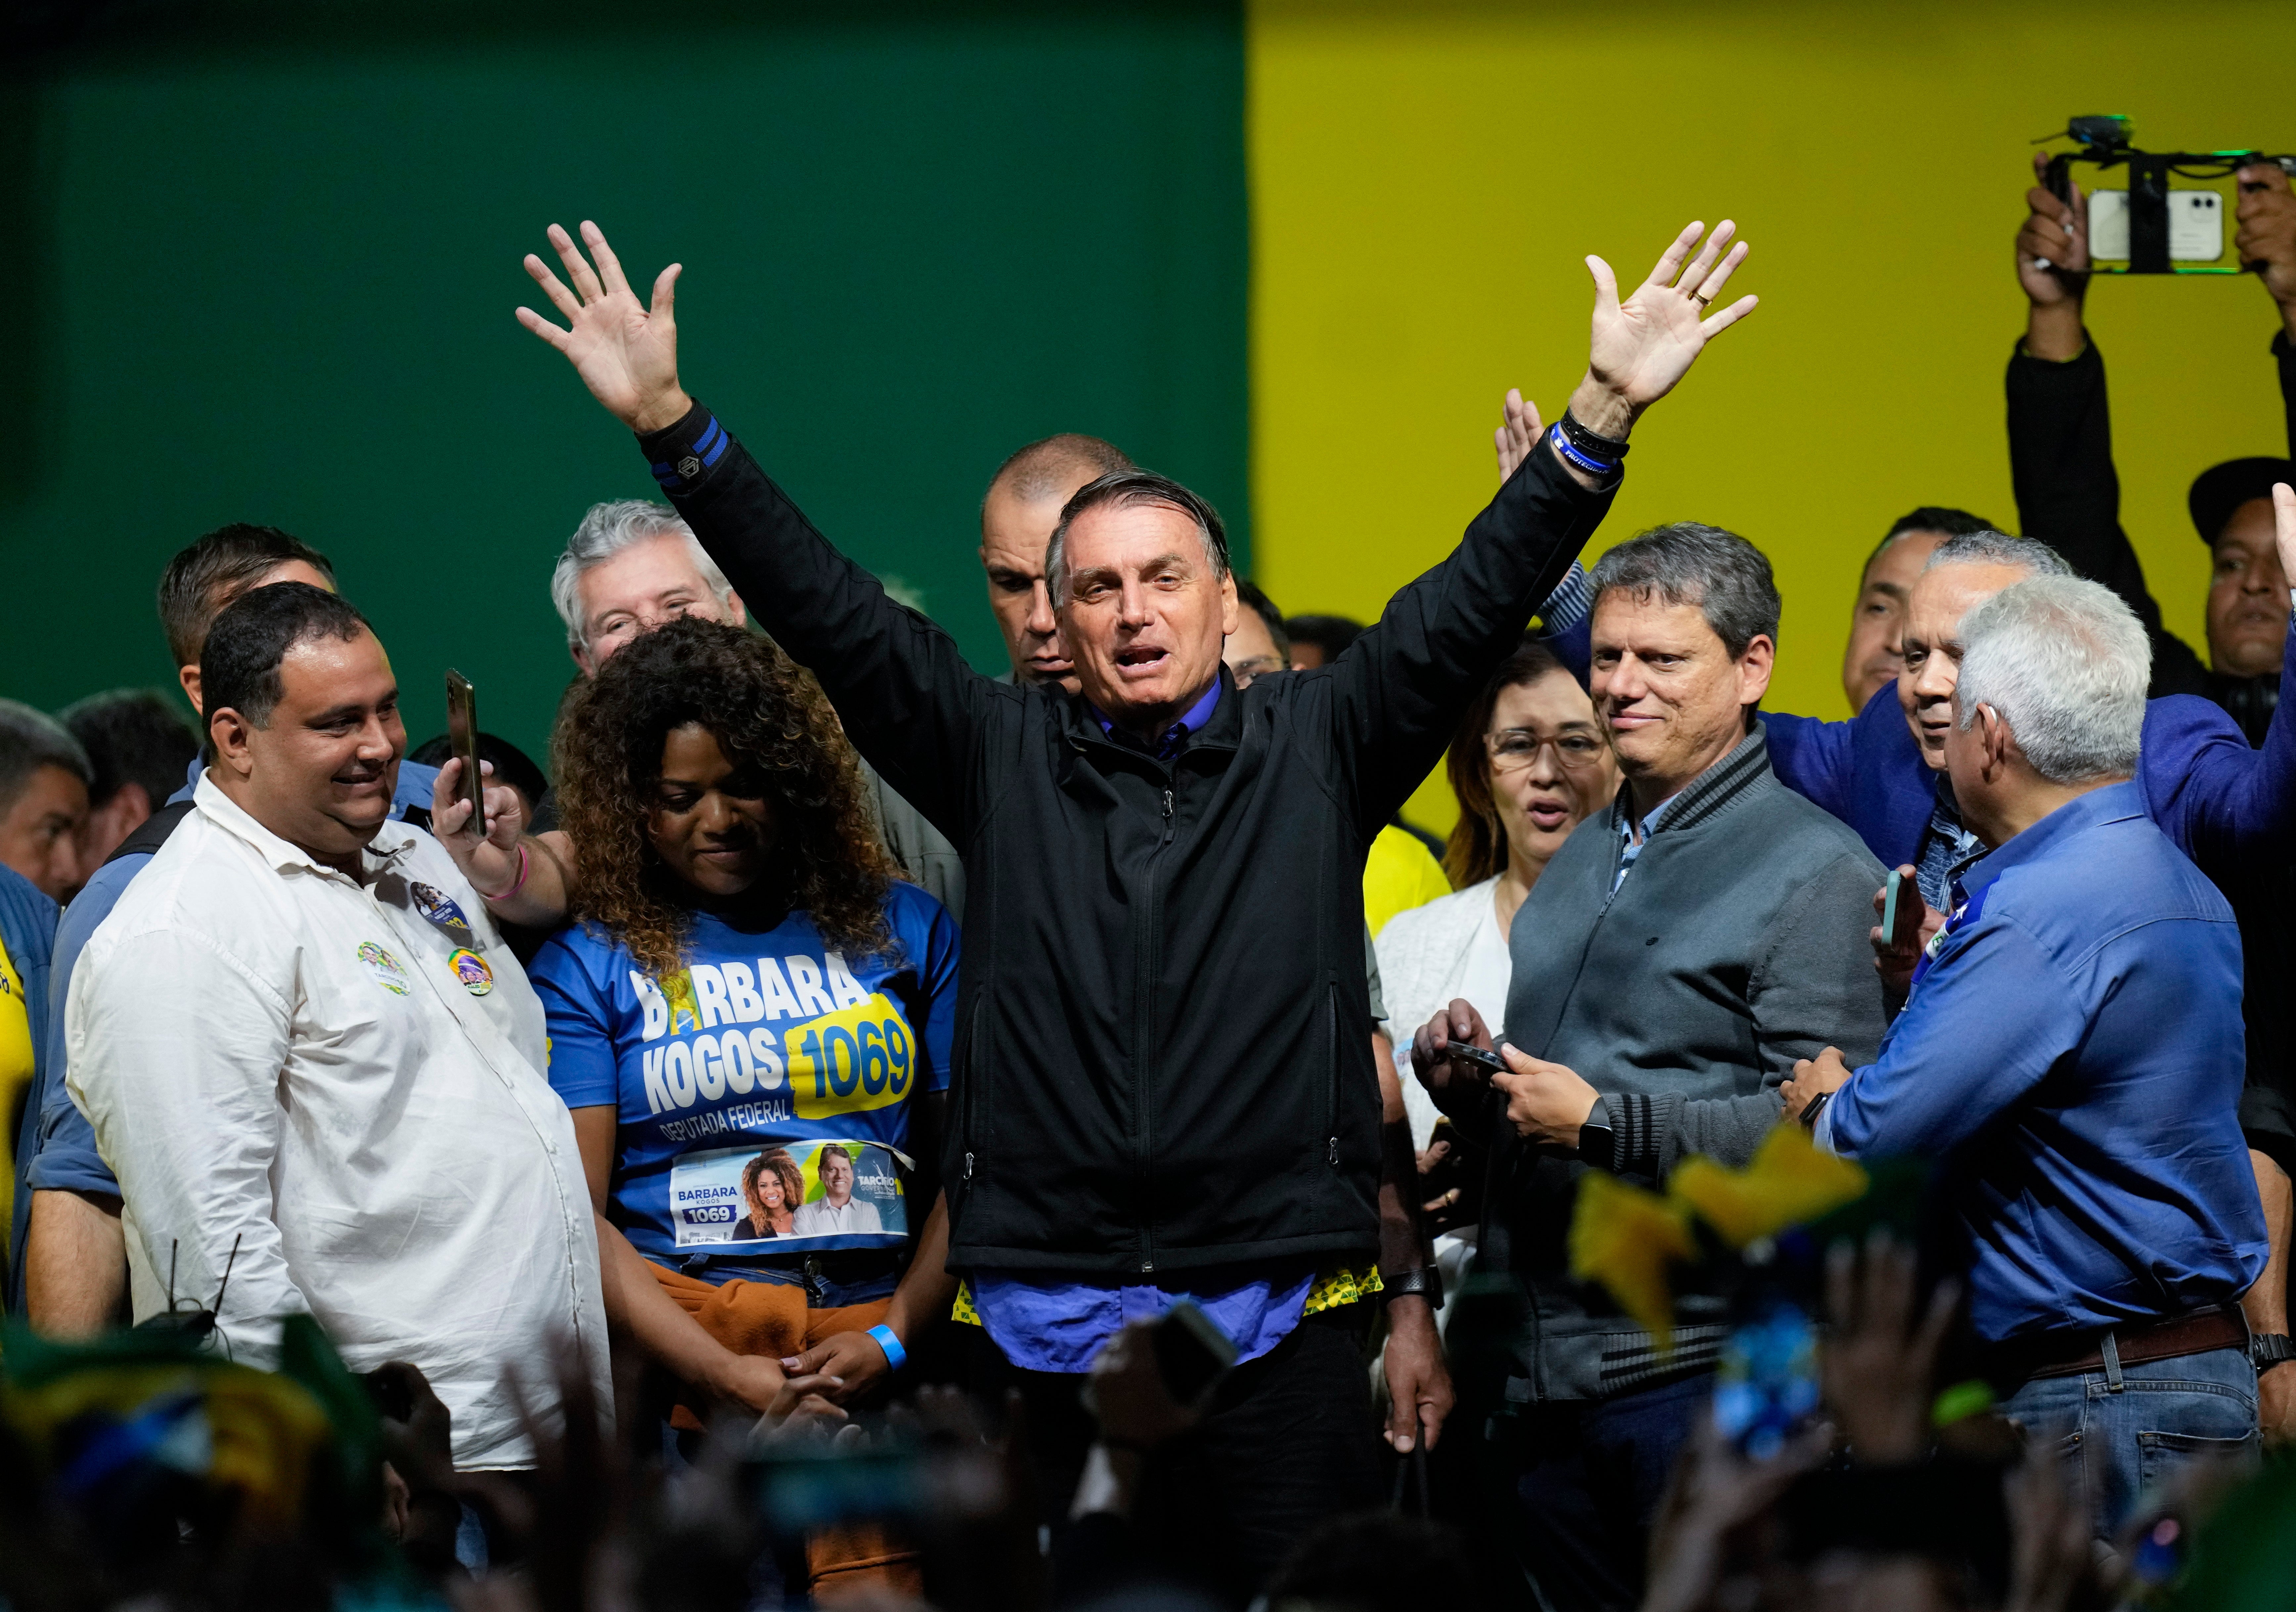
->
xmin=1955 ymin=575 xmax=2147 ymax=783
xmin=550 ymin=500 xmax=735 ymax=652
xmin=1921 ymin=530 xmax=2074 ymax=578
xmin=1587 ymin=521 xmax=1780 ymax=657
xmin=0 ymin=698 xmax=93 ymax=816
xmin=1046 ymin=471 xmax=1231 ymax=608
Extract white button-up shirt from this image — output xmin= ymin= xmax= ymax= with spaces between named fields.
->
xmin=66 ymin=775 xmax=607 ymax=1470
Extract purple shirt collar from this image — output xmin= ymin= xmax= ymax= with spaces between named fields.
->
xmin=1090 ymin=677 xmax=1222 ymax=762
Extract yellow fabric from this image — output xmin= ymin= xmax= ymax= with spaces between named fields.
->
xmin=1568 ymin=1171 xmax=1695 ymax=1354
xmin=1363 ymin=825 xmax=1451 ymax=937
xmin=1669 ymin=1125 xmax=1869 ymax=1251
xmin=1303 ymin=1263 xmax=1382 ymax=1315
xmin=951 ymin=1264 xmax=1382 ymax=1328
xmin=0 ymin=937 xmax=32 ymax=1259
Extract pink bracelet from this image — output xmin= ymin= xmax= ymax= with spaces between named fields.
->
xmin=475 ymin=840 xmax=531 ymax=904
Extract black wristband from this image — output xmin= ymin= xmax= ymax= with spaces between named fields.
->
xmin=2253 ymin=1332 xmax=2294 ymax=1370
xmin=1556 ymin=408 xmax=1631 ymax=464
xmin=1381 ymin=1266 xmax=1445 ymax=1311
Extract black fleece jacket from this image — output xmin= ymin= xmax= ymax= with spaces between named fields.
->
xmin=636 ymin=404 xmax=1619 ymax=1274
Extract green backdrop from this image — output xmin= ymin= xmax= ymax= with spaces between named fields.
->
xmin=0 ymin=2 xmax=1248 ymax=765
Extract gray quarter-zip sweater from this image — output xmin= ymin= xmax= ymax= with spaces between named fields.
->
xmin=1485 ymin=723 xmax=1889 ymax=1403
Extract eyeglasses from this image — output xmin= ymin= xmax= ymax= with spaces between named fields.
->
xmin=1485 ymin=727 xmax=1608 ymax=773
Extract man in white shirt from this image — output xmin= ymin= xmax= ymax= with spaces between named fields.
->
xmin=66 ymin=581 xmax=607 ymax=1471
xmin=788 ymin=1143 xmax=884 ymax=1236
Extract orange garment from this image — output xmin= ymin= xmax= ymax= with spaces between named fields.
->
xmin=646 ymin=1262 xmax=915 ymax=1600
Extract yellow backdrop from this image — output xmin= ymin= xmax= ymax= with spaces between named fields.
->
xmin=1249 ymin=0 xmax=2296 ymax=835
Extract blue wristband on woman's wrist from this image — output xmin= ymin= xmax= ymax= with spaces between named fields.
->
xmin=867 ymin=1323 xmax=907 ymax=1372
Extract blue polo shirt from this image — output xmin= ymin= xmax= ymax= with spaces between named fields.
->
xmin=10 ymin=759 xmax=438 ymax=1314
xmin=1820 ymin=782 xmax=2266 ymax=1344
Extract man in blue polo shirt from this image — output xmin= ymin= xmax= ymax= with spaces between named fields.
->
xmin=12 ymin=524 xmax=548 ymax=1328
xmin=1801 ymin=574 xmax=2266 ymax=1541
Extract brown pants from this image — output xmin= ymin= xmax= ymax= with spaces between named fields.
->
xmin=648 ymin=1262 xmax=914 ymax=1600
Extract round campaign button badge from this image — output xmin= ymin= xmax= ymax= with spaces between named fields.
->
xmin=449 ymin=947 xmax=495 ymax=997
xmin=408 ymin=880 xmax=477 ymax=946
xmin=358 ymin=941 xmax=412 ymax=997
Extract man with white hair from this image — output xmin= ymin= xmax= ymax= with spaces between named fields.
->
xmin=548 ymin=498 xmax=963 ymax=916
xmin=1765 ymin=504 xmax=2296 ymax=1444
xmin=1798 ymin=575 xmax=2267 ymax=1540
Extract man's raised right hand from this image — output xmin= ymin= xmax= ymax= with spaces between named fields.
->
xmin=517 ymin=220 xmax=693 ymax=434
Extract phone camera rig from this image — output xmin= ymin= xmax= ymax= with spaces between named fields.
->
xmin=2039 ymin=115 xmax=2296 ymax=275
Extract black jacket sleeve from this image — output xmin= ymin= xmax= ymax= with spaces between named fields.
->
xmin=2005 ymin=334 xmax=2213 ymax=698
xmin=637 ymin=403 xmax=994 ymax=840
xmin=1324 ymin=437 xmax=1618 ymax=835
xmin=2279 ymin=328 xmax=2296 ymax=457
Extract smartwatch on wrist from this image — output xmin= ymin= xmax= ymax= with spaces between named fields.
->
xmin=1800 ymin=1089 xmax=1833 ymax=1133
xmin=1577 ymin=1120 xmax=1616 ymax=1172
xmin=1381 ymin=1266 xmax=1445 ymax=1312
xmin=2253 ymin=1332 xmax=2293 ymax=1372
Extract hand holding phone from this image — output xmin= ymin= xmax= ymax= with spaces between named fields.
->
xmin=1443 ymin=1040 xmax=1511 ymax=1078
xmin=443 ymin=670 xmax=485 ymax=836
xmin=1871 ymin=866 xmax=1926 ymax=978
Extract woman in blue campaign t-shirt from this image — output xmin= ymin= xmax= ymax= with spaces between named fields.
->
xmin=529 ymin=619 xmax=959 ymax=1416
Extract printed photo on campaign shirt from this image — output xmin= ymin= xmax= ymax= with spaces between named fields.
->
xmin=528 ymin=883 xmax=958 ymax=1274
xmin=671 ymin=1136 xmax=906 ymax=1251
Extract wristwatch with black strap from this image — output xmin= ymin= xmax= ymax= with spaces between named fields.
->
xmin=1380 ymin=1265 xmax=1445 ymax=1312
xmin=2254 ymin=1332 xmax=2294 ymax=1372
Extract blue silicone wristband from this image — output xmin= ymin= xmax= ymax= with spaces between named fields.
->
xmin=1547 ymin=429 xmax=1617 ymax=478
xmin=867 ymin=1323 xmax=907 ymax=1372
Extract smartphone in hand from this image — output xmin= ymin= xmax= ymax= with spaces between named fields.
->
xmin=1444 ymin=1040 xmax=1511 ymax=1077
xmin=444 ymin=670 xmax=484 ymax=834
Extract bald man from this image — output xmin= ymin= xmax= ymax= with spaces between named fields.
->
xmin=979 ymin=434 xmax=1132 ymax=690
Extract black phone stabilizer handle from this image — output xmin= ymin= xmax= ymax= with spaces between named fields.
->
xmin=2038 ymin=115 xmax=2296 ymax=276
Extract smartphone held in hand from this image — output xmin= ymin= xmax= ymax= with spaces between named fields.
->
xmin=444 ymin=670 xmax=484 ymax=833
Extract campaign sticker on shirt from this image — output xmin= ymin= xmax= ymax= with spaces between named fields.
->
xmin=408 ymin=881 xmax=478 ymax=948
xmin=358 ymin=941 xmax=412 ymax=997
xmin=449 ymin=947 xmax=495 ymax=997
xmin=667 ymin=1137 xmax=906 ymax=1250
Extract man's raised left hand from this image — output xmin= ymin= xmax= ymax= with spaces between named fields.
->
xmin=1568 ymin=219 xmax=1758 ymax=441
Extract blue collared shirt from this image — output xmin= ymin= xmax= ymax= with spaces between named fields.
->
xmin=12 ymin=758 xmax=439 ymax=1306
xmin=975 ymin=676 xmax=1314 ymax=1370
xmin=1611 ymin=783 xmax=1695 ymax=893
xmin=1820 ymin=782 xmax=2266 ymax=1344
xmin=1088 ymin=678 xmax=1223 ymax=763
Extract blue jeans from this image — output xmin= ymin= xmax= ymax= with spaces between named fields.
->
xmin=1999 ymin=1344 xmax=2259 ymax=1541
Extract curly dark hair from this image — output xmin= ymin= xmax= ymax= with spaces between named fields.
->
xmin=553 ymin=617 xmax=898 ymax=979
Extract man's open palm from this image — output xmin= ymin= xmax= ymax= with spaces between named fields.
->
xmin=1584 ymin=219 xmax=1756 ymax=412
xmin=517 ymin=221 xmax=691 ymax=433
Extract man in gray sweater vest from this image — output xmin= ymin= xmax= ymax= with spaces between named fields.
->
xmin=1416 ymin=522 xmax=1888 ymax=1611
